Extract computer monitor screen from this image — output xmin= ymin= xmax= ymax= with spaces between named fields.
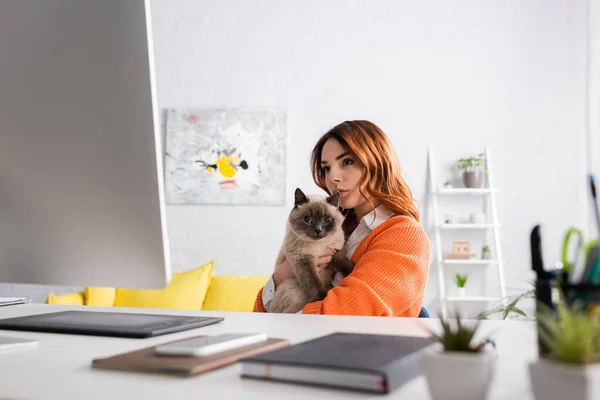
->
xmin=0 ymin=0 xmax=171 ymax=289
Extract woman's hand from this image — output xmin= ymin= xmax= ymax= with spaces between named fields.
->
xmin=273 ymin=248 xmax=338 ymax=288
xmin=315 ymin=248 xmax=337 ymax=271
xmin=273 ymin=258 xmax=294 ymax=289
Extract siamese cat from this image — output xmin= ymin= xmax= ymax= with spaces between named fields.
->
xmin=268 ymin=188 xmax=354 ymax=313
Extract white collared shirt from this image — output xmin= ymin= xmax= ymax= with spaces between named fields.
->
xmin=262 ymin=204 xmax=395 ymax=311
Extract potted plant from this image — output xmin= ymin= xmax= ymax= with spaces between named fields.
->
xmin=423 ymin=312 xmax=496 ymax=400
xmin=478 ymin=288 xmax=535 ymax=320
xmin=457 ymin=153 xmax=486 ymax=188
xmin=455 ymin=273 xmax=468 ymax=297
xmin=481 ymin=245 xmax=491 ymax=260
xmin=529 ymin=298 xmax=600 ymax=400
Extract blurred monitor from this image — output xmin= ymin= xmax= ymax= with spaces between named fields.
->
xmin=0 ymin=0 xmax=171 ymax=289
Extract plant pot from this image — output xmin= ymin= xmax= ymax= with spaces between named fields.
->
xmin=463 ymin=171 xmax=484 ymax=188
xmin=457 ymin=287 xmax=466 ymax=297
xmin=481 ymin=250 xmax=491 ymax=260
xmin=424 ymin=348 xmax=495 ymax=400
xmin=529 ymin=359 xmax=600 ymax=400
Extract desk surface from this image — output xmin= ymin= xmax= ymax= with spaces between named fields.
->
xmin=0 ymin=304 xmax=537 ymax=399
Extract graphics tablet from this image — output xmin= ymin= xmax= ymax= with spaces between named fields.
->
xmin=0 ymin=311 xmax=224 ymax=338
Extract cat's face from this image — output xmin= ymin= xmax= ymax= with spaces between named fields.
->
xmin=288 ymin=188 xmax=344 ymax=240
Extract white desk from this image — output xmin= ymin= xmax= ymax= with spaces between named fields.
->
xmin=0 ymin=304 xmax=537 ymax=399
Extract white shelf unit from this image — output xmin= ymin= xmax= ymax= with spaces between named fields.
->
xmin=434 ymin=188 xmax=498 ymax=195
xmin=442 ymin=260 xmax=499 ymax=265
xmin=438 ymin=224 xmax=501 ymax=230
xmin=428 ymin=147 xmax=508 ymax=319
xmin=446 ymin=296 xmax=500 ymax=302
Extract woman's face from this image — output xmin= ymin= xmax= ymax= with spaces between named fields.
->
xmin=320 ymin=138 xmax=370 ymax=214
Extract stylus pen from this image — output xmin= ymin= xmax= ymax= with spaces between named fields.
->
xmin=590 ymin=174 xmax=600 ymax=239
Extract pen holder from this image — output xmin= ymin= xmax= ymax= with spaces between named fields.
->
xmin=534 ymin=279 xmax=600 ymax=357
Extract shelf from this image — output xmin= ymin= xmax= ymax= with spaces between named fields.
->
xmin=429 ymin=147 xmax=508 ymax=319
xmin=446 ymin=296 xmax=500 ymax=302
xmin=438 ymin=224 xmax=500 ymax=230
xmin=435 ymin=188 xmax=497 ymax=195
xmin=442 ymin=260 xmax=499 ymax=265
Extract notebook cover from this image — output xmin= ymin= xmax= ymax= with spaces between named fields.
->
xmin=241 ymin=332 xmax=435 ymax=393
xmin=91 ymin=336 xmax=290 ymax=376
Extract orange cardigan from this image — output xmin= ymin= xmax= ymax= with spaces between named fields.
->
xmin=253 ymin=215 xmax=430 ymax=317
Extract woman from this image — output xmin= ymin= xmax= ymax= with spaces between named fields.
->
xmin=253 ymin=120 xmax=430 ymax=317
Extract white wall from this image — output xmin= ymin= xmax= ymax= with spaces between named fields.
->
xmin=150 ymin=0 xmax=589 ymax=311
xmin=589 ymin=0 xmax=600 ymax=238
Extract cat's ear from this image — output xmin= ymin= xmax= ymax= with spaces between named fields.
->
xmin=326 ymin=191 xmax=340 ymax=207
xmin=294 ymin=188 xmax=309 ymax=207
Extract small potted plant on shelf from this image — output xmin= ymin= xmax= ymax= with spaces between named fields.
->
xmin=481 ymin=245 xmax=491 ymax=260
xmin=529 ymin=297 xmax=600 ymax=400
xmin=455 ymin=273 xmax=468 ymax=297
xmin=423 ymin=312 xmax=496 ymax=400
xmin=457 ymin=153 xmax=486 ymax=188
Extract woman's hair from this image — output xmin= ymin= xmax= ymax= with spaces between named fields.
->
xmin=310 ymin=120 xmax=419 ymax=221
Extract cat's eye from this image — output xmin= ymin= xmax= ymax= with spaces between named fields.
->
xmin=303 ymin=216 xmax=312 ymax=223
xmin=324 ymin=216 xmax=332 ymax=223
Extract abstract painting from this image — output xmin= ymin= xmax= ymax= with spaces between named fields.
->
xmin=164 ymin=108 xmax=286 ymax=205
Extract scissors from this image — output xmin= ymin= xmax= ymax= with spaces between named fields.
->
xmin=561 ymin=227 xmax=585 ymax=281
xmin=561 ymin=227 xmax=598 ymax=284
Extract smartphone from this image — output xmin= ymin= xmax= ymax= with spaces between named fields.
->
xmin=155 ymin=333 xmax=267 ymax=357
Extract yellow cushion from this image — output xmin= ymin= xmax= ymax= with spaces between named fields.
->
xmin=113 ymin=261 xmax=214 ymax=310
xmin=85 ymin=287 xmax=117 ymax=307
xmin=46 ymin=291 xmax=85 ymax=305
xmin=202 ymin=275 xmax=270 ymax=312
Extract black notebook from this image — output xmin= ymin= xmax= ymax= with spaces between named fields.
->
xmin=240 ymin=332 xmax=435 ymax=394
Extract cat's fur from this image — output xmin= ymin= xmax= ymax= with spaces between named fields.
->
xmin=268 ymin=188 xmax=354 ymax=313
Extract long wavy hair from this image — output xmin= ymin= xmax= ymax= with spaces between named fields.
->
xmin=310 ymin=120 xmax=419 ymax=222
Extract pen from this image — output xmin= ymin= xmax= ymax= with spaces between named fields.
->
xmin=589 ymin=174 xmax=600 ymax=239
xmin=589 ymin=259 xmax=600 ymax=284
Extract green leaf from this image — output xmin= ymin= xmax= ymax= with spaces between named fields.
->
xmin=536 ymin=296 xmax=600 ymax=364
xmin=429 ymin=310 xmax=491 ymax=352
xmin=455 ymin=274 xmax=468 ymax=288
xmin=511 ymin=307 xmax=527 ymax=318
xmin=478 ymin=288 xmax=535 ymax=320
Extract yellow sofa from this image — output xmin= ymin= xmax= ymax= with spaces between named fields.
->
xmin=46 ymin=261 xmax=269 ymax=313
